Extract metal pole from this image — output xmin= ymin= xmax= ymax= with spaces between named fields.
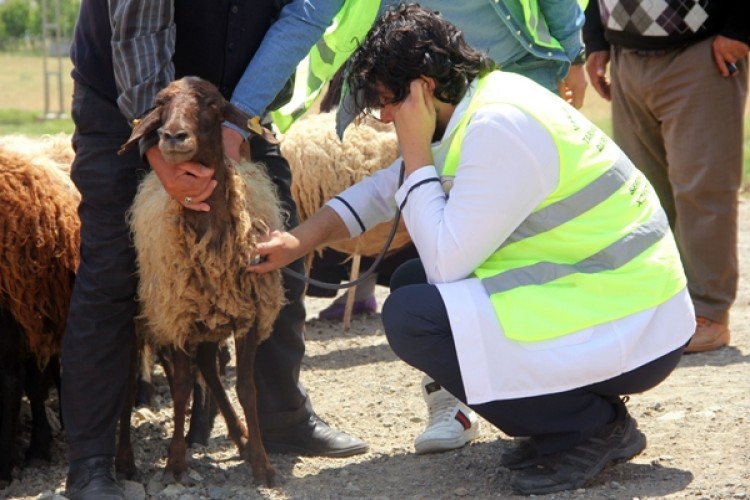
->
xmin=41 ymin=0 xmax=65 ymax=119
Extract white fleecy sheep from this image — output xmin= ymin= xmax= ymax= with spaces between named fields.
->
xmin=281 ymin=111 xmax=411 ymax=257
xmin=280 ymin=111 xmax=412 ymax=326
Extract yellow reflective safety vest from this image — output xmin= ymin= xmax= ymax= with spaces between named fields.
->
xmin=271 ymin=0 xmax=379 ymax=132
xmin=492 ymin=0 xmax=587 ymax=56
xmin=442 ymin=71 xmax=686 ymax=342
xmin=513 ymin=0 xmax=565 ymax=51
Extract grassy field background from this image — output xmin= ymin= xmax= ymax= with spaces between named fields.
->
xmin=1 ymin=53 xmax=748 ymax=179
xmin=0 ymin=53 xmax=75 ymax=135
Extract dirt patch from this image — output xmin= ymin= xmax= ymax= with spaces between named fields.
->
xmin=3 ymin=202 xmax=750 ymax=500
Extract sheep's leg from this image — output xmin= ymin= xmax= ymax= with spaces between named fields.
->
xmin=115 ymin=339 xmax=139 ymax=480
xmin=163 ymin=346 xmax=193 ymax=484
xmin=195 ymin=342 xmax=249 ymax=452
xmin=186 ymin=343 xmax=224 ymax=447
xmin=135 ymin=343 xmax=156 ymax=408
xmin=23 ymin=357 xmax=53 ymax=467
xmin=0 ymin=368 xmax=22 ymax=486
xmin=0 ymin=311 xmax=25 ymax=486
xmin=185 ymin=374 xmax=213 ymax=447
xmin=234 ymin=331 xmax=275 ymax=486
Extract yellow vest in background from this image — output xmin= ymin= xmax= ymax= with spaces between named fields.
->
xmin=271 ymin=0 xmax=379 ymax=132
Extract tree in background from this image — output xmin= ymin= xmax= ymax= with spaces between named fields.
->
xmin=0 ymin=0 xmax=80 ymax=52
xmin=0 ymin=0 xmax=31 ymax=49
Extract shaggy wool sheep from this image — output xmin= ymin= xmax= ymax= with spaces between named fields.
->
xmin=280 ymin=111 xmax=412 ymax=327
xmin=120 ymin=76 xmax=285 ymax=486
xmin=0 ymin=133 xmax=75 ymax=173
xmin=281 ymin=111 xmax=411 ymax=257
xmin=0 ymin=139 xmax=79 ymax=485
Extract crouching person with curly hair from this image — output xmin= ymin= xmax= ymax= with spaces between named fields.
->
xmin=249 ymin=4 xmax=694 ymax=495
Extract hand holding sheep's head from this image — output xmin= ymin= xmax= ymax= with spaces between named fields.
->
xmin=117 ymin=76 xmax=263 ymax=164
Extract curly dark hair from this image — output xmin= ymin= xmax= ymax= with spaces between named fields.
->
xmin=346 ymin=3 xmax=496 ymax=117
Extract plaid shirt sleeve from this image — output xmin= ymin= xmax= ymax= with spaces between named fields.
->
xmin=109 ymin=0 xmax=176 ymax=122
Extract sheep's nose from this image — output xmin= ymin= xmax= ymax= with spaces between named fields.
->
xmin=158 ymin=128 xmax=190 ymax=145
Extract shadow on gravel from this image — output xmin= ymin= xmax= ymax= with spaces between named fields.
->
xmin=677 ymin=345 xmax=749 ymax=368
xmin=264 ymin=438 xmax=693 ymax=499
xmin=302 ymin=342 xmax=398 ymax=371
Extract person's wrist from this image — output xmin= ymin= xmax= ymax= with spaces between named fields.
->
xmin=222 ymin=121 xmax=250 ymax=142
xmin=572 ymin=48 xmax=586 ymax=66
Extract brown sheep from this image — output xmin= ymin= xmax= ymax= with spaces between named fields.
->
xmin=119 ymin=76 xmax=285 ymax=486
xmin=0 ymin=140 xmax=79 ymax=486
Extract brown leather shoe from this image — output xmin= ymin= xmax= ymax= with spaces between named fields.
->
xmin=684 ymin=317 xmax=730 ymax=353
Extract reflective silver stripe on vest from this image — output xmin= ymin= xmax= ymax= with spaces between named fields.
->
xmin=482 ymin=202 xmax=669 ymax=295
xmin=502 ymin=153 xmax=634 ymax=248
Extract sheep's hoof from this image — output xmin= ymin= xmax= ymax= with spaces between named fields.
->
xmin=24 ymin=456 xmax=51 ymax=469
xmin=115 ymin=462 xmax=139 ymax=482
xmin=25 ymin=445 xmax=51 ymax=467
xmin=252 ymin=465 xmax=276 ymax=487
xmin=161 ymin=467 xmax=195 ymax=486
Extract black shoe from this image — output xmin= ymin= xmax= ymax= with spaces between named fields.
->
xmin=65 ymin=455 xmax=125 ymax=500
xmin=263 ymin=415 xmax=368 ymax=458
xmin=500 ymin=438 xmax=540 ymax=470
xmin=511 ymin=400 xmax=646 ymax=495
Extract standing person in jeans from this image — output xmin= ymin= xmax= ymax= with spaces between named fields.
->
xmin=583 ymin=0 xmax=749 ymax=353
xmin=62 ymin=1 xmax=368 ymax=498
xmin=249 ymin=5 xmax=694 ymax=493
xmin=309 ymin=0 xmax=590 ymax=457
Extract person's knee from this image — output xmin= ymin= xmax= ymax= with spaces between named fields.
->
xmin=389 ymin=259 xmax=425 ymax=291
xmin=382 ymin=289 xmax=422 ymax=363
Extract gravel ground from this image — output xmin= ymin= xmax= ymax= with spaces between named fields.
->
xmin=2 ymin=202 xmax=750 ymax=500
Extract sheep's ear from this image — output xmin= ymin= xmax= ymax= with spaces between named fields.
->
xmin=118 ymin=107 xmax=162 ymax=156
xmin=224 ymin=103 xmax=280 ymax=145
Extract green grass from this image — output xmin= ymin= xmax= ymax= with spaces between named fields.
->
xmin=0 ymin=108 xmax=74 ymax=135
xmin=0 ymin=53 xmax=75 ymax=136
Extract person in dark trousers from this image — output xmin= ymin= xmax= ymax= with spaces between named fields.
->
xmin=583 ymin=0 xmax=749 ymax=353
xmin=62 ymin=1 xmax=367 ymax=499
xmin=309 ymin=0 xmax=590 ymax=456
xmin=249 ymin=5 xmax=695 ymax=495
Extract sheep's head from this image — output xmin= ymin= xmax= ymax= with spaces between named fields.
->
xmin=118 ymin=76 xmax=255 ymax=165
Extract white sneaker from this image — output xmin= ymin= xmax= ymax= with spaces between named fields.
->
xmin=414 ymin=375 xmax=480 ymax=454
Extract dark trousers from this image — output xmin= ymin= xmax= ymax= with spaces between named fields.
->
xmin=61 ymin=82 xmax=311 ymax=462
xmin=306 ymin=245 xmax=420 ymax=298
xmin=383 ymin=259 xmax=684 ymax=454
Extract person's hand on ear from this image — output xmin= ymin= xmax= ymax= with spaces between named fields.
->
xmin=393 ymin=78 xmax=436 ymax=175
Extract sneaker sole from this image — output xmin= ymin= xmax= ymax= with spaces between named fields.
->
xmin=512 ymin=424 xmax=647 ymax=495
xmin=414 ymin=426 xmax=480 ymax=455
